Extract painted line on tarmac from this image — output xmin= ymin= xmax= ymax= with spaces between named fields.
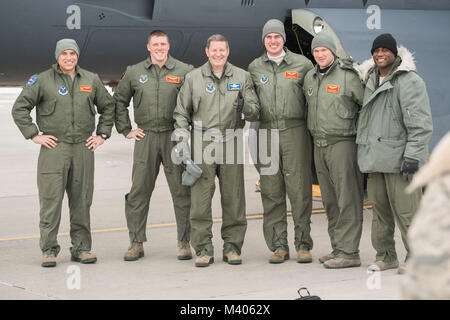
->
xmin=0 ymin=205 xmax=372 ymax=242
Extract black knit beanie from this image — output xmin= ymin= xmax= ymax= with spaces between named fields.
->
xmin=371 ymin=33 xmax=397 ymax=56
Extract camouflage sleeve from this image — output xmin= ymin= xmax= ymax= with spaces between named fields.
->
xmin=242 ymin=72 xmax=260 ymax=122
xmin=11 ymin=76 xmax=41 ymax=139
xmin=113 ymin=67 xmax=133 ymax=137
xmin=398 ymin=73 xmax=433 ymax=165
xmin=402 ymin=176 xmax=450 ymax=299
xmin=93 ymin=75 xmax=115 ymax=137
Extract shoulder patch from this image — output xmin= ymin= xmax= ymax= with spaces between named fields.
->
xmin=26 ymin=75 xmax=38 ymax=87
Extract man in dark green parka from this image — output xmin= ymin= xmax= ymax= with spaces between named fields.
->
xmin=303 ymin=32 xmax=364 ymax=269
xmin=12 ymin=39 xmax=115 ymax=267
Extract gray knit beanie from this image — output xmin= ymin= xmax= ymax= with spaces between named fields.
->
xmin=311 ymin=33 xmax=337 ymax=56
xmin=262 ymin=19 xmax=286 ymax=43
xmin=55 ymin=39 xmax=80 ymax=60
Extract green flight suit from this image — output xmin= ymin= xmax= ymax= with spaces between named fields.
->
xmin=356 ymin=47 xmax=433 ymax=263
xmin=173 ymin=61 xmax=260 ymax=257
xmin=11 ymin=64 xmax=115 ymax=257
xmin=303 ymin=58 xmax=364 ymax=259
xmin=114 ymin=56 xmax=193 ymax=244
xmin=248 ymin=49 xmax=314 ymax=253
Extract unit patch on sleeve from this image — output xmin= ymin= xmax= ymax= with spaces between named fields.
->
xmin=80 ymin=85 xmax=92 ymax=92
xmin=285 ymin=71 xmax=298 ymax=79
xmin=26 ymin=75 xmax=38 ymax=87
xmin=326 ymin=84 xmax=340 ymax=93
xmin=166 ymin=76 xmax=180 ymax=83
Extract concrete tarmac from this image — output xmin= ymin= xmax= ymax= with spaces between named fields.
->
xmin=0 ymin=88 xmax=407 ymax=300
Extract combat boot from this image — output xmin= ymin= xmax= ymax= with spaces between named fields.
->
xmin=71 ymin=251 xmax=97 ymax=264
xmin=41 ymin=252 xmax=56 ymax=268
xmin=223 ymin=252 xmax=242 ymax=265
xmin=319 ymin=252 xmax=336 ymax=264
xmin=269 ymin=248 xmax=289 ymax=264
xmin=124 ymin=242 xmax=144 ymax=261
xmin=297 ymin=250 xmax=312 ymax=263
xmin=323 ymin=257 xmax=361 ymax=269
xmin=195 ymin=255 xmax=214 ymax=267
xmin=177 ymin=241 xmax=192 ymax=260
xmin=367 ymin=260 xmax=399 ymax=271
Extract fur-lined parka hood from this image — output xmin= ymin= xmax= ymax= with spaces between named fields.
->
xmin=355 ymin=46 xmax=417 ymax=83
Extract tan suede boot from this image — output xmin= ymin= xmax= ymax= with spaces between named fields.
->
xmin=41 ymin=252 xmax=56 ymax=268
xmin=195 ymin=255 xmax=214 ymax=267
xmin=124 ymin=242 xmax=144 ymax=261
xmin=71 ymin=251 xmax=97 ymax=264
xmin=269 ymin=248 xmax=289 ymax=264
xmin=177 ymin=241 xmax=192 ymax=260
xmin=323 ymin=257 xmax=361 ymax=269
xmin=297 ymin=250 xmax=312 ymax=263
xmin=223 ymin=252 xmax=242 ymax=265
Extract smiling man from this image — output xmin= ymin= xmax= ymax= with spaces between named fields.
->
xmin=248 ymin=19 xmax=314 ymax=264
xmin=356 ymin=33 xmax=433 ymax=273
xmin=114 ymin=30 xmax=194 ymax=262
xmin=303 ymin=32 xmax=364 ymax=269
xmin=173 ymin=34 xmax=260 ymax=267
xmin=11 ymin=38 xmax=115 ymax=267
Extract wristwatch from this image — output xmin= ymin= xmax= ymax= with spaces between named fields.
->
xmin=100 ymin=133 xmax=109 ymax=140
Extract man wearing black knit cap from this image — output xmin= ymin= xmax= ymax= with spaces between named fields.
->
xmin=356 ymin=33 xmax=433 ymax=273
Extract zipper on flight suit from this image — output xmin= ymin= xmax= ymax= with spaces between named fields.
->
xmin=271 ymin=62 xmax=277 ymax=128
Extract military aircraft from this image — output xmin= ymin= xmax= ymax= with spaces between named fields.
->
xmin=0 ymin=0 xmax=448 ymax=147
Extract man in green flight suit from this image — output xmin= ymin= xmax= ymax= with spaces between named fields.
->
xmin=303 ymin=32 xmax=364 ymax=269
xmin=356 ymin=33 xmax=433 ymax=272
xmin=173 ymin=34 xmax=260 ymax=267
xmin=248 ymin=19 xmax=314 ymax=264
xmin=11 ymin=39 xmax=115 ymax=267
xmin=114 ymin=30 xmax=194 ymax=261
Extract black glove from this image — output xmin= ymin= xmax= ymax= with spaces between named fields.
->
xmin=400 ymin=157 xmax=419 ymax=179
xmin=236 ymin=91 xmax=244 ymax=113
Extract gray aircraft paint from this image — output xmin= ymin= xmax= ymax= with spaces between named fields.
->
xmin=0 ymin=0 xmax=448 ymax=148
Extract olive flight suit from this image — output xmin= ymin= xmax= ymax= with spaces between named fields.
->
xmin=11 ymin=64 xmax=115 ymax=257
xmin=303 ymin=58 xmax=365 ymax=259
xmin=173 ymin=62 xmax=260 ymax=257
xmin=248 ymin=49 xmax=314 ymax=253
xmin=114 ymin=56 xmax=194 ymax=244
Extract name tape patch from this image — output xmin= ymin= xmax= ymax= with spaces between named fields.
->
xmin=80 ymin=85 xmax=92 ymax=92
xmin=228 ymin=83 xmax=241 ymax=91
xmin=285 ymin=71 xmax=298 ymax=79
xmin=326 ymin=84 xmax=340 ymax=93
xmin=166 ymin=76 xmax=180 ymax=84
